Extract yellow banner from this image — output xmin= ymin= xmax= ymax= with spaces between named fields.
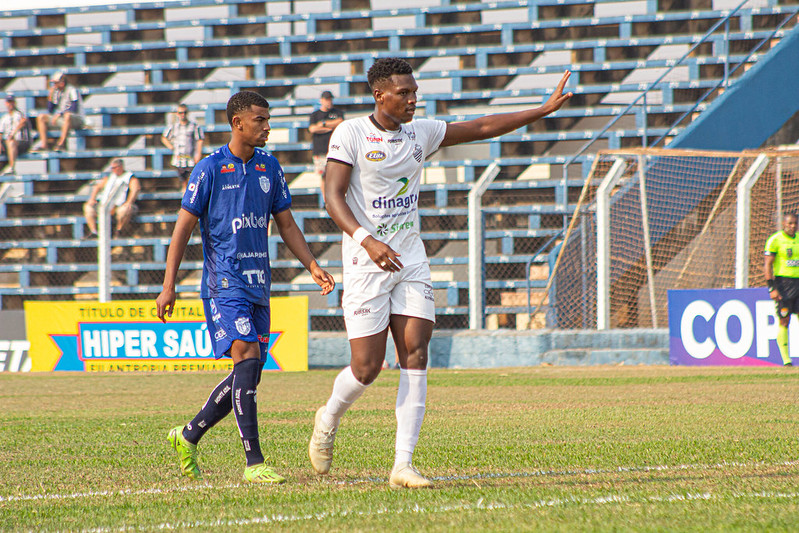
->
xmin=24 ymin=298 xmax=308 ymax=372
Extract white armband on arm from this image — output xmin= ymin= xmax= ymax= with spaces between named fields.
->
xmin=352 ymin=227 xmax=371 ymax=246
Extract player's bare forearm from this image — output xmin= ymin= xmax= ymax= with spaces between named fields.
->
xmin=274 ymin=209 xmax=336 ymax=294
xmin=156 ymin=209 xmax=198 ymax=322
xmin=161 ymin=209 xmax=198 ymax=289
xmin=441 ymin=70 xmax=573 ymax=147
xmin=274 ymin=209 xmax=317 ymax=271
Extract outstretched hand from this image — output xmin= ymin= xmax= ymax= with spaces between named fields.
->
xmin=540 ymin=70 xmax=573 ymax=115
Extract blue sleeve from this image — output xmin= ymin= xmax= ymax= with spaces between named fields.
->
xmin=181 ymin=159 xmax=212 ymax=217
xmin=270 ymin=159 xmax=292 ymax=215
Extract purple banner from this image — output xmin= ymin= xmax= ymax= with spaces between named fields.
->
xmin=668 ymin=288 xmax=792 ymax=366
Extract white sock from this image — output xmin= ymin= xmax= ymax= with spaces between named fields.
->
xmin=394 ymin=368 xmax=427 ymax=467
xmin=322 ymin=366 xmax=367 ymax=428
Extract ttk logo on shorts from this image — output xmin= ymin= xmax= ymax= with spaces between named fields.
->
xmin=235 ymin=317 xmax=251 ymax=335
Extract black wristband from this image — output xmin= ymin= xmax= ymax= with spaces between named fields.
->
xmin=767 ymin=279 xmax=776 ymax=291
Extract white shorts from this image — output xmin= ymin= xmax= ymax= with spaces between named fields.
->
xmin=342 ymin=261 xmax=435 ymax=340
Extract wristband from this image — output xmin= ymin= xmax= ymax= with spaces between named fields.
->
xmin=767 ymin=279 xmax=776 ymax=291
xmin=352 ymin=227 xmax=371 ymax=246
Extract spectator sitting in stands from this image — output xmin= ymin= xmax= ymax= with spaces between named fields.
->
xmin=161 ymin=104 xmax=204 ymax=191
xmin=83 ymin=158 xmax=140 ymax=239
xmin=0 ymin=95 xmax=31 ymax=175
xmin=32 ymin=71 xmax=85 ymax=152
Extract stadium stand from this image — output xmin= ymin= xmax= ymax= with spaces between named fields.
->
xmin=0 ymin=0 xmax=796 ymax=330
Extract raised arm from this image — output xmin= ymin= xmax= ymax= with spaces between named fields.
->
xmin=440 ymin=70 xmax=573 ymax=147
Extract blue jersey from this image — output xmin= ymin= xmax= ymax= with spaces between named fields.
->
xmin=181 ymin=144 xmax=291 ymax=305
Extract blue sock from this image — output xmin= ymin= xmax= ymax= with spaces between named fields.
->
xmin=233 ymin=358 xmax=264 ymax=466
xmin=182 ymin=372 xmax=234 ymax=445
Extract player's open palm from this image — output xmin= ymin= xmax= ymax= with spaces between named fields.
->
xmin=540 ymin=71 xmax=573 ymax=116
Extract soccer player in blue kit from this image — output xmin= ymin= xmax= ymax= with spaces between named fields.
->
xmin=156 ymin=91 xmax=335 ymax=484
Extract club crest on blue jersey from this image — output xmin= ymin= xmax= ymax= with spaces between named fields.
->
xmin=259 ymin=176 xmax=270 ymax=194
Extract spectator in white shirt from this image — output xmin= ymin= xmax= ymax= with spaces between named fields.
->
xmin=83 ymin=158 xmax=141 ymax=238
xmin=161 ymin=104 xmax=204 ymax=191
xmin=33 ymin=71 xmax=85 ymax=152
xmin=0 ymin=95 xmax=31 ymax=175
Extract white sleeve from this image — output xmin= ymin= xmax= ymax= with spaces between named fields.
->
xmin=417 ymin=119 xmax=447 ymax=155
xmin=326 ymin=120 xmax=356 ymax=165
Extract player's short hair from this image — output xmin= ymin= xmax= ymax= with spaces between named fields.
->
xmin=367 ymin=58 xmax=414 ymax=90
xmin=226 ymin=91 xmax=269 ymax=126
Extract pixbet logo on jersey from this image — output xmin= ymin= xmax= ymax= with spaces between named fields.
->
xmin=231 ymin=212 xmax=269 ymax=234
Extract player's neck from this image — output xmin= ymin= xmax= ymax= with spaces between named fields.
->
xmin=369 ymin=113 xmax=401 ymax=133
xmin=227 ymin=141 xmax=255 ymax=163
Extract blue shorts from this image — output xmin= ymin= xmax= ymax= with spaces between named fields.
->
xmin=203 ymin=297 xmax=271 ymax=362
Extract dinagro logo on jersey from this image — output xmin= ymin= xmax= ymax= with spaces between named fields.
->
xmin=371 ymin=177 xmax=416 ymax=209
xmin=231 ymin=212 xmax=269 ymax=234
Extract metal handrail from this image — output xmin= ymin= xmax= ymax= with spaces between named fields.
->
xmin=559 ymin=0 xmax=755 ymax=227
xmin=651 ymin=7 xmax=799 ymax=147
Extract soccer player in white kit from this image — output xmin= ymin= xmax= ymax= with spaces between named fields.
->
xmin=309 ymin=57 xmax=572 ymax=488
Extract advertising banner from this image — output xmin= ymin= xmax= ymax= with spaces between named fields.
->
xmin=25 ymin=298 xmax=309 ymax=372
xmin=668 ymin=288 xmax=791 ymax=366
xmin=0 ymin=310 xmax=30 ymax=372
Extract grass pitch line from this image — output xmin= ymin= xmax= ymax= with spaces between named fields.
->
xmin=0 ymin=482 xmax=244 ymax=503
xmin=5 ymin=459 xmax=797 ymax=504
xmin=83 ymin=490 xmax=799 ymax=532
xmin=342 ymin=459 xmax=799 ymax=486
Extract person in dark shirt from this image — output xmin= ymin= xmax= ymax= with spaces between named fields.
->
xmin=307 ymin=90 xmax=344 ymax=201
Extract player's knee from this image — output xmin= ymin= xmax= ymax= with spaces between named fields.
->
xmin=351 ymin=359 xmax=383 ymax=385
xmin=404 ymin=344 xmax=428 ymax=369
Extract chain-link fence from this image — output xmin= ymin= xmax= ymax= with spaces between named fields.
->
xmin=543 ymin=147 xmax=799 ymax=330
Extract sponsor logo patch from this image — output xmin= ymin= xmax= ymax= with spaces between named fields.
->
xmin=365 ymin=150 xmax=386 ymax=162
xmin=366 ymin=134 xmax=383 ymax=143
xmin=353 ymin=307 xmax=371 ymax=316
xmin=255 ymin=163 xmax=267 ymax=172
xmin=220 ymin=163 xmax=235 ymax=173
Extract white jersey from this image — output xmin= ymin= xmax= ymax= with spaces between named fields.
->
xmin=99 ymin=171 xmax=135 ymax=207
xmin=328 ymin=115 xmax=446 ymax=272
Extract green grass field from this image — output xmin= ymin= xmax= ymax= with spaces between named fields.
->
xmin=2 ymin=366 xmax=799 ymax=531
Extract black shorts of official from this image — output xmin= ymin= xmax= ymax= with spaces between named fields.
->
xmin=774 ymin=276 xmax=799 ymax=318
